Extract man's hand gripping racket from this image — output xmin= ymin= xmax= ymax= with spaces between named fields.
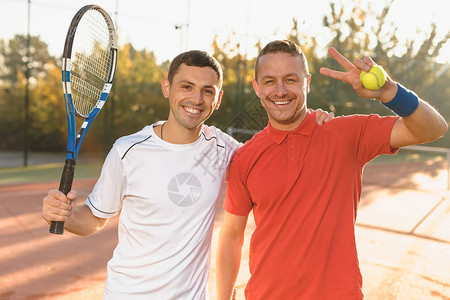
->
xmin=49 ymin=5 xmax=117 ymax=234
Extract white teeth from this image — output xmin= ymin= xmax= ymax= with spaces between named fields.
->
xmin=184 ymin=106 xmax=201 ymax=114
xmin=273 ymin=100 xmax=291 ymax=105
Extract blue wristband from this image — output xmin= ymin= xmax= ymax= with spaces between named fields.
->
xmin=382 ymin=83 xmax=419 ymax=117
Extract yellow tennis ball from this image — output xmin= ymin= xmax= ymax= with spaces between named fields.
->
xmin=360 ymin=65 xmax=386 ymax=90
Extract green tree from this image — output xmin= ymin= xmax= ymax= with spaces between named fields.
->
xmin=95 ymin=43 xmax=168 ymax=151
xmin=0 ymin=34 xmax=56 ymax=85
xmin=209 ymin=34 xmax=262 ymax=139
xmin=310 ymin=0 xmax=449 ymax=125
xmin=0 ymin=35 xmax=56 ymax=150
xmin=30 ymin=62 xmax=66 ymax=151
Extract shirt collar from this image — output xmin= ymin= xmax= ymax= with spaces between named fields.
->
xmin=267 ymin=110 xmax=315 ymax=145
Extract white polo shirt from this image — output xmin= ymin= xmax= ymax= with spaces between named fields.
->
xmin=86 ymin=123 xmax=240 ymax=299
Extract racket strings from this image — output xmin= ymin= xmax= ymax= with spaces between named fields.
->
xmin=70 ymin=9 xmax=112 ymax=117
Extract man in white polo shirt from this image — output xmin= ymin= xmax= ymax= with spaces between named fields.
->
xmin=42 ymin=50 xmax=332 ymax=299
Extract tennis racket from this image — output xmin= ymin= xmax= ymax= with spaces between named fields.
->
xmin=49 ymin=5 xmax=118 ymax=234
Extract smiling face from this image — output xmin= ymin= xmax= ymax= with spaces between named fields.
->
xmin=253 ymin=52 xmax=311 ymax=131
xmin=162 ymin=63 xmax=222 ymax=133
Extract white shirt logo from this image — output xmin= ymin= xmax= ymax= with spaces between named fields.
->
xmin=167 ymin=173 xmax=203 ymax=207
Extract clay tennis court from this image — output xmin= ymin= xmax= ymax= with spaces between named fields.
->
xmin=1 ymin=158 xmax=449 ymax=299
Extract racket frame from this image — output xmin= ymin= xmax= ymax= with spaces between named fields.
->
xmin=49 ymin=5 xmax=117 ymax=234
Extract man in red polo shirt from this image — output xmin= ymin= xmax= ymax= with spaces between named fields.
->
xmin=216 ymin=40 xmax=447 ymax=300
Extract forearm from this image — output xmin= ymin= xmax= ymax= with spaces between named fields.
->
xmin=216 ymin=232 xmax=244 ymax=300
xmin=64 ymin=204 xmax=107 ymax=236
xmin=384 ymin=83 xmax=448 ymax=148
xmin=402 ymin=101 xmax=447 ymax=142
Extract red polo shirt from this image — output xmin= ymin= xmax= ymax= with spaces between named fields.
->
xmin=224 ymin=111 xmax=398 ymax=300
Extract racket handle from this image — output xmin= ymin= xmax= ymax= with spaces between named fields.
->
xmin=49 ymin=159 xmax=76 ymax=235
xmin=49 ymin=221 xmax=65 ymax=235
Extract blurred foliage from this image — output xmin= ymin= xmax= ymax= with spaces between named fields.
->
xmin=0 ymin=0 xmax=448 ymax=153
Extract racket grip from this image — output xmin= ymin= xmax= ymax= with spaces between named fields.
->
xmin=49 ymin=159 xmax=76 ymax=235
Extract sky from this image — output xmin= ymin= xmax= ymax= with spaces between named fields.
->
xmin=0 ymin=0 xmax=449 ymax=64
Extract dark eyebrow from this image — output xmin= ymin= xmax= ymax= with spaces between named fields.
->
xmin=176 ymin=80 xmax=195 ymax=86
xmin=176 ymin=79 xmax=217 ymax=90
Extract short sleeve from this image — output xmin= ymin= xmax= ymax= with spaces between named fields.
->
xmin=356 ymin=115 xmax=399 ymax=164
xmin=223 ymin=152 xmax=253 ymax=216
xmin=85 ymin=144 xmax=126 ymax=218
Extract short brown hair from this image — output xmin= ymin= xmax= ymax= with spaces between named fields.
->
xmin=255 ymin=40 xmax=309 ymax=80
xmin=168 ymin=50 xmax=223 ymax=88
